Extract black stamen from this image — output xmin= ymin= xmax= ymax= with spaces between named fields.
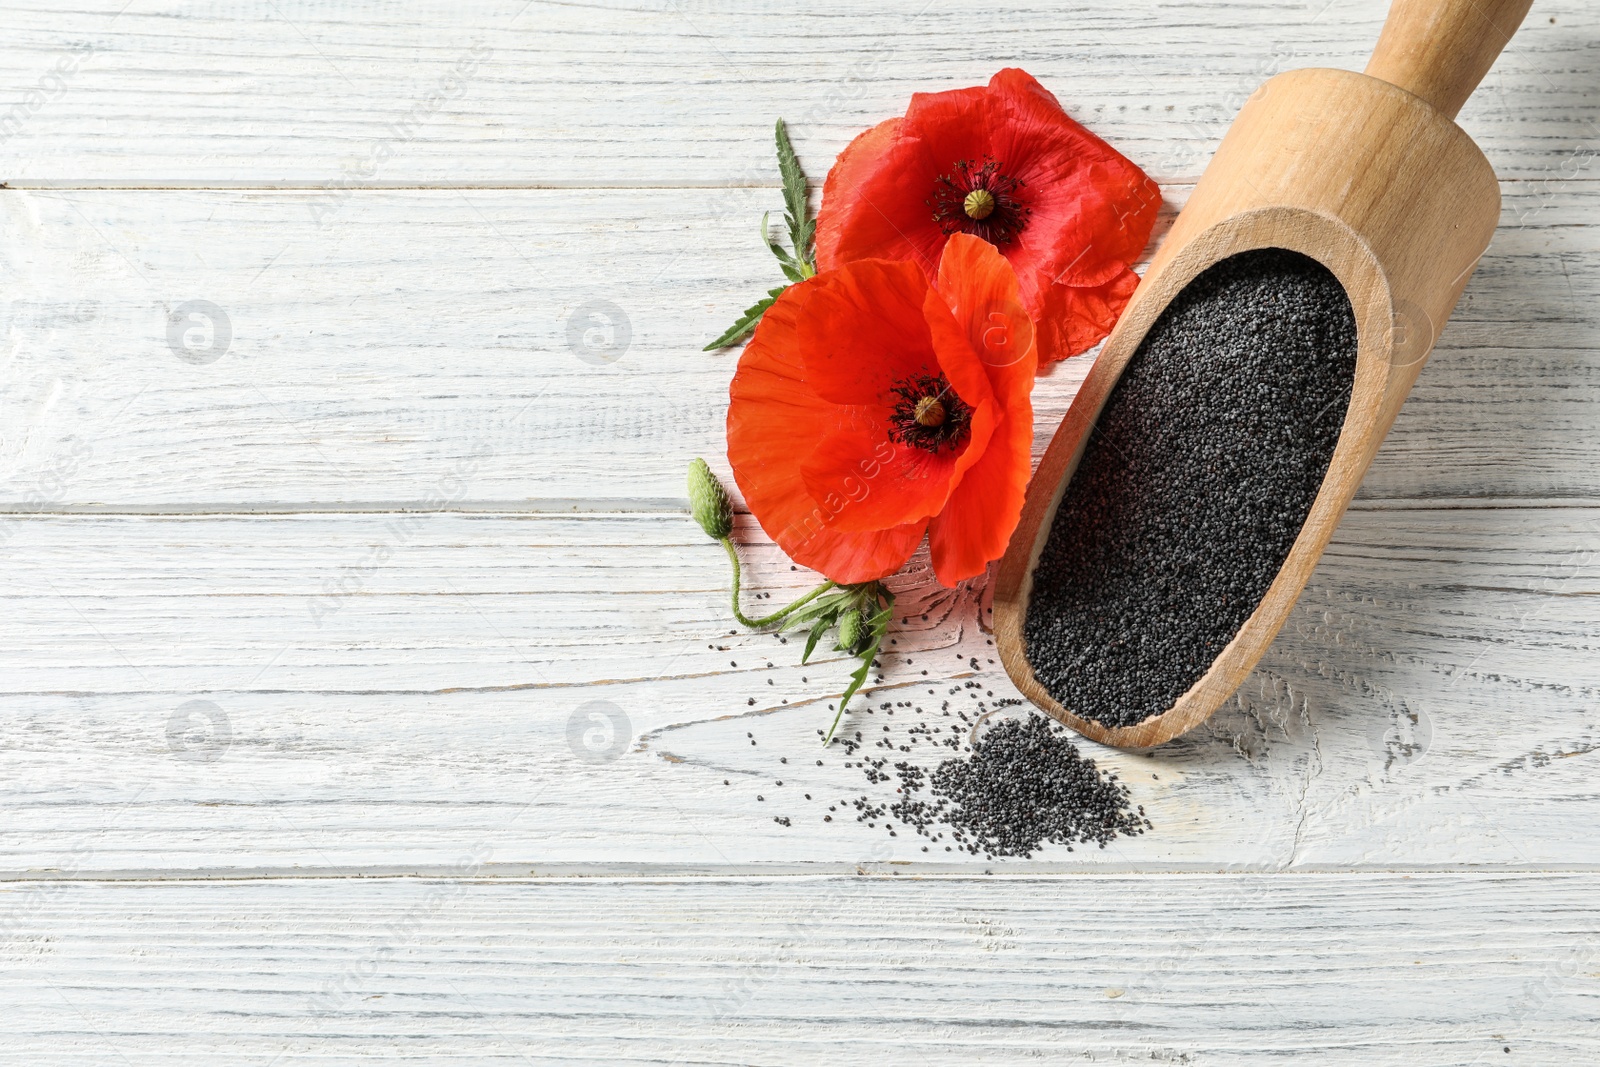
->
xmin=888 ymin=373 xmax=971 ymax=453
xmin=928 ymin=157 xmax=1031 ymax=246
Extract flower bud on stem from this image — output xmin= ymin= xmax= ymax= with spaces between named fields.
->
xmin=686 ymin=458 xmax=893 ymax=745
xmin=689 ymin=459 xmax=834 ymax=628
xmin=720 ymin=536 xmax=835 ymax=629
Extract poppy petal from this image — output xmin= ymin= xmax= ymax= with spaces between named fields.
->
xmin=728 ymin=280 xmax=926 ymax=583
xmin=985 ymin=68 xmax=1161 ymax=290
xmin=927 ymin=384 xmax=1034 ymax=581
xmin=924 ymin=234 xmax=1037 ymax=585
xmin=798 ymin=285 xmax=1000 ymax=538
xmin=816 ymin=117 xmax=904 ymax=271
xmin=799 ymin=259 xmax=938 ymax=405
xmin=920 ymin=287 xmax=999 ymax=485
xmin=800 ymin=428 xmax=960 ymax=533
xmin=934 ymin=232 xmax=1037 ymax=375
xmin=1032 ymin=264 xmax=1142 ymax=363
xmin=927 ymin=390 xmax=1032 ymax=585
xmin=814 ymin=87 xmax=995 ymax=277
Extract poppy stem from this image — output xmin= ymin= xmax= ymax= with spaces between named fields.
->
xmin=721 ymin=536 xmax=835 ymax=628
xmin=823 ymin=584 xmax=892 ymax=746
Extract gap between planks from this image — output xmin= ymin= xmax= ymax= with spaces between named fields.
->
xmin=0 ymin=498 xmax=1595 ymax=517
xmin=3 ymin=176 xmax=1599 ymax=191
xmin=11 ymin=864 xmax=1600 ymax=882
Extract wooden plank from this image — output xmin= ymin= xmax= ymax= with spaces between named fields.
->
xmin=0 ymin=183 xmax=1596 ymax=509
xmin=0 ymin=0 xmax=1591 ymax=185
xmin=0 ymin=3 xmax=1593 ymax=1053
xmin=0 ymin=874 xmax=1597 ymax=1063
xmin=0 ymin=506 xmax=1592 ymax=873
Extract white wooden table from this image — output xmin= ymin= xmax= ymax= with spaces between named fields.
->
xmin=0 ymin=1 xmax=1596 ymax=1061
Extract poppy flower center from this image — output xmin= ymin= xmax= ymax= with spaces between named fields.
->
xmin=889 ymin=373 xmax=971 ymax=454
xmin=929 ymin=157 xmax=1030 ymax=247
xmin=963 ymin=189 xmax=996 ymax=221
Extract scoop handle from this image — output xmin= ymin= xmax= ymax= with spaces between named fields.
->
xmin=1364 ymin=0 xmax=1533 ymax=119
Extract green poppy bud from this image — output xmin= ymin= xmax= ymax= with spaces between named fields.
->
xmin=837 ymin=607 xmax=865 ymax=653
xmin=687 ymin=458 xmax=734 ymax=540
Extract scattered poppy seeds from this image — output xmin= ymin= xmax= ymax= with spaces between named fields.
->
xmin=761 ymin=654 xmax=1150 ymax=857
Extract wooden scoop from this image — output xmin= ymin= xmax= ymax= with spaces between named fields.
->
xmin=993 ymin=0 xmax=1533 ymax=748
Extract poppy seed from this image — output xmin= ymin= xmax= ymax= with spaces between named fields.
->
xmin=1024 ymin=249 xmax=1356 ymax=729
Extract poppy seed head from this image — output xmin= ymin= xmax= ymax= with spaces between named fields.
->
xmin=929 ymin=157 xmax=1030 ymax=246
xmin=888 ymin=373 xmax=970 ymax=454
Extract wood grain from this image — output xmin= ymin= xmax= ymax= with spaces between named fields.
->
xmin=1 ymin=874 xmax=1598 ymax=1064
xmin=0 ymin=183 xmax=1596 ymax=509
xmin=0 ymin=0 xmax=1592 ymax=185
xmin=1365 ymin=0 xmax=1535 ymax=119
xmin=0 ymin=506 xmax=1592 ymax=873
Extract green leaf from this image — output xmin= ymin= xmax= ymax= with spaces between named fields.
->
xmin=802 ymin=614 xmax=832 ymax=664
xmin=774 ymin=119 xmax=814 ymax=273
xmin=782 ymin=606 xmax=830 ymax=634
xmin=796 ymin=216 xmax=816 ymax=257
xmin=760 ymin=212 xmax=795 ymax=269
xmin=707 ymin=121 xmax=820 ymax=353
xmin=779 ymin=589 xmax=850 ymax=632
xmin=866 ymin=604 xmax=894 ymax=638
xmin=823 ymin=585 xmax=894 ymax=744
xmin=703 ymin=287 xmax=785 ymax=351
xmin=829 ymin=655 xmax=873 ymax=744
xmin=762 ymin=213 xmax=807 ymax=284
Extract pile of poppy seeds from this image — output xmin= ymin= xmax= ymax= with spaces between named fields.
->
xmin=737 ymin=630 xmax=1152 ymax=858
xmin=1024 ymin=248 xmax=1358 ymax=729
xmin=833 ymin=707 xmax=1150 ymax=857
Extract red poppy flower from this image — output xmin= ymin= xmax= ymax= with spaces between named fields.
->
xmin=728 ymin=233 xmax=1036 ymax=587
xmin=816 ymin=68 xmax=1159 ymax=365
